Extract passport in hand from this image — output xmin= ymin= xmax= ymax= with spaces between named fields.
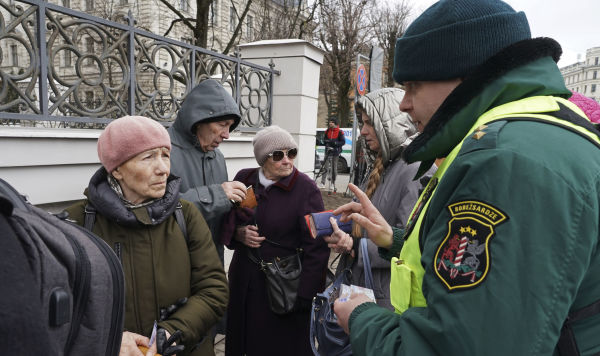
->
xmin=305 ymin=210 xmax=352 ymax=239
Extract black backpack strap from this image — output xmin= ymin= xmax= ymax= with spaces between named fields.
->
xmin=84 ymin=203 xmax=96 ymax=232
xmin=558 ymin=299 xmax=600 ymax=356
xmin=174 ymin=202 xmax=189 ymax=245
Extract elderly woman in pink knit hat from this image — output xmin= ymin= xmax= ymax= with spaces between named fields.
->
xmin=63 ymin=116 xmax=228 ymax=356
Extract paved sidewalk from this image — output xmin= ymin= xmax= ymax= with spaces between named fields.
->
xmin=317 ymin=172 xmax=352 ymax=196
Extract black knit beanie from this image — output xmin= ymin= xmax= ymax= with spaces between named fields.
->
xmin=393 ymin=0 xmax=531 ymax=83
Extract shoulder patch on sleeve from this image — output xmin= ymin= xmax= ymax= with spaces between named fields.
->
xmin=433 ymin=200 xmax=508 ymax=291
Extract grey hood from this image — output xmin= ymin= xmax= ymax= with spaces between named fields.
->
xmin=356 ymin=88 xmax=417 ymax=165
xmin=168 ymin=79 xmax=241 ymax=148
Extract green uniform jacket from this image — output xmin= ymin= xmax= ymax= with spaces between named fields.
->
xmin=348 ymin=39 xmax=600 ymax=355
xmin=65 ymin=169 xmax=228 ymax=356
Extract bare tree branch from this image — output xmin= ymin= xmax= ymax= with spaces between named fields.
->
xmin=223 ymin=0 xmax=253 ymax=55
xmin=369 ymin=0 xmax=411 ymax=87
xmin=164 ymin=17 xmax=197 ymax=37
xmin=158 ymin=0 xmax=197 ymax=33
xmin=317 ymin=0 xmax=373 ymax=126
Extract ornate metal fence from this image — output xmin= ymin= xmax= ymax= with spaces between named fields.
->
xmin=0 ymin=0 xmax=278 ymax=129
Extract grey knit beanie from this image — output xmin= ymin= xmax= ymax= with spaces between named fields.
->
xmin=253 ymin=125 xmax=298 ymax=166
xmin=393 ymin=0 xmax=531 ymax=83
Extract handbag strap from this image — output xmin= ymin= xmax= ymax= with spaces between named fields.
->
xmin=246 ymin=239 xmax=302 ymax=269
xmin=263 ymin=238 xmax=301 ymax=252
xmin=360 ymin=238 xmax=374 ymax=290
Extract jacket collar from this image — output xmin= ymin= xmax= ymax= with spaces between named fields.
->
xmin=245 ymin=166 xmax=299 ymax=192
xmin=86 ymin=168 xmax=182 ymax=227
xmin=403 ymin=38 xmax=571 ymax=177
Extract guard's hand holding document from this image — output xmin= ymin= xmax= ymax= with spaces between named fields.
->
xmin=338 ymin=284 xmax=375 ymax=303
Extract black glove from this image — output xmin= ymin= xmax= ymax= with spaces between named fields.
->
xmin=294 ymin=297 xmax=313 ymax=312
xmin=159 ymin=297 xmax=188 ymax=321
xmin=156 ymin=328 xmax=185 ymax=356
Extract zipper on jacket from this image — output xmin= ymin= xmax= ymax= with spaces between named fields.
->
xmin=114 ymin=242 xmax=122 ymax=265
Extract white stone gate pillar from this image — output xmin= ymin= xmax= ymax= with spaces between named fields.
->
xmin=238 ymin=39 xmax=324 ymax=176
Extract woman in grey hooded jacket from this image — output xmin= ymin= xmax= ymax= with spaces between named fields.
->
xmin=332 ymin=88 xmax=435 ymax=309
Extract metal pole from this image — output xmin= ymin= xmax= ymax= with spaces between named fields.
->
xmin=127 ymin=10 xmax=135 ymax=116
xmin=36 ymin=1 xmax=49 ymax=117
xmin=347 ymin=53 xmax=370 ymax=194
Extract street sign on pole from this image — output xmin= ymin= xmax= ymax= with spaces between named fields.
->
xmin=369 ymin=46 xmax=384 ymax=91
xmin=356 ymin=64 xmax=368 ymax=96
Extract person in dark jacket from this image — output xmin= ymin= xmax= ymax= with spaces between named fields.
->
xmin=330 ymin=0 xmax=600 ymax=355
xmin=168 ymin=79 xmax=247 ymax=266
xmin=221 ymin=125 xmax=329 ymax=356
xmin=65 ymin=116 xmax=228 ymax=356
xmin=320 ymin=117 xmax=346 ymax=189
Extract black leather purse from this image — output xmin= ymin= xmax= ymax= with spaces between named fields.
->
xmin=248 ymin=241 xmax=303 ymax=315
xmin=310 ymin=238 xmax=373 ymax=356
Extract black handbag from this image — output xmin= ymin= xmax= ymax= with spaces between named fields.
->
xmin=310 ymin=238 xmax=374 ymax=356
xmin=248 ymin=240 xmax=303 ymax=315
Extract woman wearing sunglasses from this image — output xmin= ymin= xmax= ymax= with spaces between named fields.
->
xmin=221 ymin=125 xmax=329 ymax=356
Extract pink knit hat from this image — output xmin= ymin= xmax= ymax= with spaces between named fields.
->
xmin=98 ymin=116 xmax=171 ymax=172
xmin=568 ymin=91 xmax=600 ymax=124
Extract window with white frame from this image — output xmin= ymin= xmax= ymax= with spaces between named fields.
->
xmin=209 ymin=0 xmax=218 ymax=26
xmin=229 ymin=6 xmax=237 ymax=32
xmin=64 ymin=51 xmax=72 ymax=67
xmin=10 ymin=44 xmax=18 ymax=66
xmin=247 ymin=15 xmax=254 ymax=39
xmin=86 ymin=37 xmax=94 ymax=65
xmin=180 ymin=0 xmax=188 ymax=12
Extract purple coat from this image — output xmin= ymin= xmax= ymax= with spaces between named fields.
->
xmin=224 ymin=167 xmax=328 ymax=356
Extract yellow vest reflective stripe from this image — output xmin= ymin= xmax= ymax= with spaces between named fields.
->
xmin=390 ymin=96 xmax=600 ymax=314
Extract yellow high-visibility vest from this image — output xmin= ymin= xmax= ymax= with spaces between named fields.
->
xmin=390 ymin=96 xmax=600 ymax=314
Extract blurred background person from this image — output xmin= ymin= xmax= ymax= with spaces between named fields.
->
xmin=64 ymin=116 xmax=228 ymax=356
xmin=327 ymin=88 xmax=434 ymax=310
xmin=320 ymin=117 xmax=346 ymax=190
xmin=221 ymin=125 xmax=329 ymax=356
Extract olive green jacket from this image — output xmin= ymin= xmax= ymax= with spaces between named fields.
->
xmin=65 ymin=168 xmax=228 ymax=356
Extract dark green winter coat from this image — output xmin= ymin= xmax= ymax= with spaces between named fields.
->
xmin=65 ymin=168 xmax=228 ymax=356
xmin=348 ymin=38 xmax=600 ymax=356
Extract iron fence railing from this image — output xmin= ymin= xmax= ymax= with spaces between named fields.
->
xmin=0 ymin=0 xmax=279 ymax=129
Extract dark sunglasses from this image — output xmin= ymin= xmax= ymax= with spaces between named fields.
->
xmin=268 ymin=148 xmax=298 ymax=161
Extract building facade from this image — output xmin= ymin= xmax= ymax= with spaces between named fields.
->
xmin=561 ymin=46 xmax=600 ymax=103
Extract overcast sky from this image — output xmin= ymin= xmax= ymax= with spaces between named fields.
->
xmin=405 ymin=0 xmax=600 ymax=68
